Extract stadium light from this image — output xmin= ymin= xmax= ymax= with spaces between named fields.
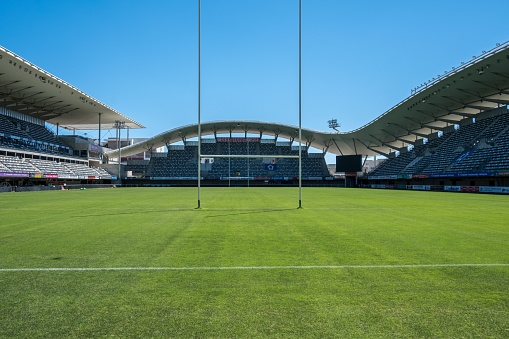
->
xmin=114 ymin=120 xmax=126 ymax=185
xmin=328 ymin=119 xmax=340 ymax=132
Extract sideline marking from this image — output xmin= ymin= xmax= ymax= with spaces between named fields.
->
xmin=1 ymin=263 xmax=509 ymax=272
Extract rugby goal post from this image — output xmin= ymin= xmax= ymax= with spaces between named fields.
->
xmin=197 ymin=0 xmax=303 ymax=209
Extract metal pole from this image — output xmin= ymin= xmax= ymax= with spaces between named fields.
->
xmin=117 ymin=122 xmax=122 ymax=185
xmin=115 ymin=124 xmax=118 ymax=159
xmin=228 ymin=139 xmax=231 ymax=187
xmin=118 ymin=126 xmax=122 ymax=186
xmin=197 ymin=0 xmax=201 ymax=208
xmin=298 ymin=0 xmax=302 ymax=208
xmin=98 ymin=113 xmax=101 ymax=144
xmin=247 ymin=138 xmax=250 ymax=187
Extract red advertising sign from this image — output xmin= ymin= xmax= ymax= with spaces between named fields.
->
xmin=461 ymin=186 xmax=479 ymax=192
xmin=216 ymin=137 xmax=260 ymax=143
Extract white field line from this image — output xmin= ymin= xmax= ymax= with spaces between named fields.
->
xmin=0 ymin=263 xmax=508 ymax=272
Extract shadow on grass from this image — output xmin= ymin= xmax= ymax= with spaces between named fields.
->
xmin=204 ymin=208 xmax=297 ymax=218
xmin=70 ymin=208 xmax=197 ymax=218
xmin=70 ymin=207 xmax=299 ymax=218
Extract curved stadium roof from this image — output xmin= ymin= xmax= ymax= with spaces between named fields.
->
xmin=2 ymin=42 xmax=509 ymax=158
xmin=107 ymin=41 xmax=509 ymax=158
xmin=0 ymin=45 xmax=143 ymax=130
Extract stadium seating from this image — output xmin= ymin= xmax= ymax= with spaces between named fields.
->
xmin=0 ymin=112 xmax=115 ymax=180
xmin=146 ymin=139 xmax=330 ymax=180
xmin=0 ymin=114 xmax=71 ymax=156
xmin=370 ymin=109 xmax=509 ymax=176
xmin=0 ymin=155 xmax=112 ymax=178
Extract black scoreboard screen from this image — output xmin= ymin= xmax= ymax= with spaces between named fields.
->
xmin=335 ymin=155 xmax=362 ymax=172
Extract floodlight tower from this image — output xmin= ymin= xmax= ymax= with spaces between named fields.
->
xmin=328 ymin=119 xmax=340 ymax=133
xmin=114 ymin=120 xmax=126 ymax=185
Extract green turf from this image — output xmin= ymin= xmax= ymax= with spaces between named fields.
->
xmin=0 ymin=187 xmax=508 ymax=338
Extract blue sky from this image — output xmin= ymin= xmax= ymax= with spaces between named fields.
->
xmin=2 ymin=0 xmax=509 ymax=161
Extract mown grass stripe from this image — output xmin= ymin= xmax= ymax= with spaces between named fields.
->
xmin=1 ymin=263 xmax=509 ymax=272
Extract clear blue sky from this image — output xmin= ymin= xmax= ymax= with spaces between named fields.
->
xmin=2 ymin=0 xmax=508 ymax=162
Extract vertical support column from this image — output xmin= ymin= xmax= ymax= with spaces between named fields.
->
xmin=298 ymin=0 xmax=303 ymax=208
xmin=98 ymin=113 xmax=101 ymax=144
xmin=118 ymin=126 xmax=122 ymax=186
xmin=247 ymin=138 xmax=250 ymax=187
xmin=115 ymin=124 xmax=119 ymax=168
xmin=197 ymin=0 xmax=202 ymax=209
xmin=228 ymin=139 xmax=231 ymax=188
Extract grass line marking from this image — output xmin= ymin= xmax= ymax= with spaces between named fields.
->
xmin=1 ymin=263 xmax=509 ymax=272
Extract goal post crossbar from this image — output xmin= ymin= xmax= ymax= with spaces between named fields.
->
xmin=199 ymin=154 xmax=299 ymax=159
xmin=197 ymin=0 xmax=302 ymax=208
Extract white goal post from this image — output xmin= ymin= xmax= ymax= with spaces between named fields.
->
xmin=197 ymin=0 xmax=303 ymax=208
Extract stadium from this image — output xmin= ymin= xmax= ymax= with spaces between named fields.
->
xmin=2 ymin=41 xmax=509 ymax=193
xmin=1 ymin=3 xmax=509 ymax=337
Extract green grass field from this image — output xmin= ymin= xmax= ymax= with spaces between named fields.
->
xmin=0 ymin=187 xmax=508 ymax=338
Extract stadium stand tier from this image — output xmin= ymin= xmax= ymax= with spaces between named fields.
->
xmin=0 ymin=111 xmax=71 ymax=156
xmin=145 ymin=138 xmax=330 ymax=181
xmin=0 ymin=111 xmax=113 ymax=185
xmin=368 ymin=107 xmax=509 ymax=181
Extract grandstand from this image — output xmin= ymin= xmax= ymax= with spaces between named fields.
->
xmin=3 ymin=40 xmax=509 ymax=192
xmin=0 ymin=45 xmax=143 ymax=189
xmin=145 ymin=138 xmax=329 ymax=182
xmin=368 ymin=107 xmax=509 ymax=188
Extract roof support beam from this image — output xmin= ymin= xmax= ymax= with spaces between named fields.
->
xmin=408 ymin=131 xmax=429 ymax=138
xmin=380 ymin=129 xmax=400 ymax=142
xmin=473 ymin=80 xmax=501 ymax=92
xmin=448 ymin=111 xmax=477 ymax=118
xmin=366 ymin=146 xmax=388 ymax=157
xmin=322 ymin=140 xmax=330 ymax=155
xmin=331 ymin=139 xmax=343 ymax=156
xmin=4 ymin=86 xmax=34 ymax=97
xmin=388 ymin=122 xmax=429 ymax=138
xmin=404 ymin=116 xmax=429 ymax=128
xmin=369 ymin=134 xmax=397 ymax=149
xmin=492 ymin=72 xmax=509 ymax=80
xmin=58 ymin=107 xmax=80 ymax=115
xmin=0 ymin=100 xmax=19 ymax=106
xmin=17 ymin=107 xmax=40 ymax=114
xmin=44 ymin=100 xmax=65 ymax=111
xmin=427 ymin=102 xmax=451 ymax=113
xmin=395 ymin=136 xmax=416 ymax=145
xmin=21 ymin=91 xmax=45 ymax=100
xmin=455 ymin=88 xmax=481 ymax=99
xmin=241 ymin=125 xmax=250 ymax=138
xmin=481 ymin=97 xmax=509 ymax=105
xmin=421 ymin=124 xmax=447 ymax=131
xmin=0 ymin=80 xmax=21 ymax=88
xmin=435 ymin=117 xmax=461 ymax=124
xmin=356 ymin=138 xmax=388 ymax=157
xmin=258 ymin=126 xmax=265 ymax=139
xmin=463 ymin=103 xmax=495 ymax=111
xmin=29 ymin=95 xmax=56 ymax=106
